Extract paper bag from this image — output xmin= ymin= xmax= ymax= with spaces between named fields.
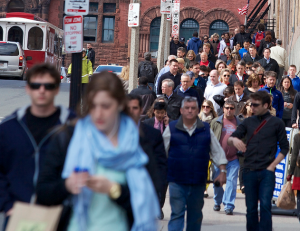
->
xmin=6 ymin=202 xmax=62 ymax=231
xmin=277 ymin=182 xmax=296 ymax=210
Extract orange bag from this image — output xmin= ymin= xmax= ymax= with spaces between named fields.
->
xmin=277 ymin=182 xmax=296 ymax=210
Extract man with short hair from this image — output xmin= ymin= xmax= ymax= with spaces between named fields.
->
xmin=239 ymin=40 xmax=250 ymax=58
xmin=199 ymin=65 xmax=209 ymax=84
xmin=231 ymin=28 xmax=240 ymax=41
xmin=138 ymin=52 xmax=158 ymax=90
xmin=288 ymin=65 xmax=300 ymax=92
xmin=187 ymin=31 xmax=202 ymax=55
xmin=242 ymin=44 xmax=260 ymax=63
xmin=270 ymin=39 xmax=288 ymax=86
xmin=170 ymin=35 xmax=183 ymax=56
xmin=130 ymin=76 xmax=156 ymax=118
xmin=0 ymin=63 xmax=76 ymax=228
xmin=179 ymin=37 xmax=187 ymax=52
xmin=204 ymin=70 xmax=227 ymax=111
xmin=228 ymin=91 xmax=289 ymax=231
xmin=190 ymin=62 xmax=207 ymax=93
xmin=258 ymin=48 xmax=280 ymax=78
xmin=198 ymin=43 xmax=216 ymax=65
xmin=259 ymin=71 xmax=284 ymax=118
xmin=233 ymin=24 xmax=251 ymax=47
xmin=210 ymin=100 xmax=241 ymax=215
xmin=228 ymin=81 xmax=249 ymax=115
xmin=163 ymin=97 xmax=228 ymax=231
xmin=177 ymin=47 xmax=190 ymax=70
xmin=229 ymin=61 xmax=249 ymax=86
xmin=162 ymin=79 xmax=183 ymax=120
xmin=87 ymin=43 xmax=95 ymax=68
xmin=157 ymin=59 xmax=182 ymax=95
xmin=200 ymin=52 xmax=215 ymax=70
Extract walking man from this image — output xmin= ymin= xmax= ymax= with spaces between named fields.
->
xmin=87 ymin=43 xmax=95 ymax=68
xmin=163 ymin=97 xmax=228 ymax=231
xmin=138 ymin=52 xmax=158 ymax=90
xmin=228 ymin=91 xmax=289 ymax=231
xmin=210 ymin=101 xmax=241 ymax=215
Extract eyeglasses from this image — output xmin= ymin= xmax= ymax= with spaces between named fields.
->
xmin=202 ymin=105 xmax=210 ymax=109
xmin=188 ymin=56 xmax=194 ymax=58
xmin=223 ymin=75 xmax=230 ymax=77
xmin=224 ymin=107 xmax=235 ymax=110
xmin=28 ymin=83 xmax=58 ymax=90
xmin=250 ymin=103 xmax=261 ymax=107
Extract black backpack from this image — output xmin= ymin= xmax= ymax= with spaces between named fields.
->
xmin=139 ymin=61 xmax=153 ymax=79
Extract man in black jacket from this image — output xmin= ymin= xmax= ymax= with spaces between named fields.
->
xmin=228 ymin=91 xmax=289 ymax=231
xmin=138 ymin=52 xmax=158 ymax=90
xmin=229 ymin=61 xmax=249 ymax=86
xmin=162 ymin=78 xmax=183 ymax=120
xmin=233 ymin=25 xmax=251 ymax=47
xmin=242 ymin=44 xmax=260 ymax=63
xmin=170 ymin=35 xmax=183 ymax=56
xmin=87 ymin=43 xmax=95 ymax=68
xmin=258 ymin=48 xmax=280 ymax=78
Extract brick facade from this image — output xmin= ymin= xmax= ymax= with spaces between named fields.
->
xmin=0 ymin=0 xmax=261 ymax=67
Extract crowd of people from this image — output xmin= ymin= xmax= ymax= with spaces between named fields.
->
xmin=0 ymin=23 xmax=300 ymax=231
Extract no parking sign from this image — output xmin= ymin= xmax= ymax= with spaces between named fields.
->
xmin=172 ymin=0 xmax=180 ymax=37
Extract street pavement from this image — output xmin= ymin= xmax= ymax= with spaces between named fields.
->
xmin=0 ymin=79 xmax=299 ymax=230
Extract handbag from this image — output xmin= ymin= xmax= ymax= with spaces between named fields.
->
xmin=6 ymin=202 xmax=62 ymax=231
xmin=277 ymin=182 xmax=296 ymax=210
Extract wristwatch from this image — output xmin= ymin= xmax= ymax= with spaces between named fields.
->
xmin=221 ymin=169 xmax=227 ymax=174
xmin=287 ymin=103 xmax=290 ymax=107
xmin=109 ymin=183 xmax=122 ymax=200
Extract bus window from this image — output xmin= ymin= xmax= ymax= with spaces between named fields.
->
xmin=8 ymin=26 xmax=23 ymax=46
xmin=0 ymin=26 xmax=3 ymax=41
xmin=28 ymin=27 xmax=43 ymax=50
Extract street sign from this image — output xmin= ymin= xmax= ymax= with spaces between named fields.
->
xmin=128 ymin=3 xmax=140 ymax=27
xmin=172 ymin=0 xmax=180 ymax=37
xmin=65 ymin=0 xmax=89 ymax=16
xmin=161 ymin=0 xmax=172 ymax=14
xmin=64 ymin=15 xmax=83 ymax=53
xmin=167 ymin=13 xmax=171 ymax=21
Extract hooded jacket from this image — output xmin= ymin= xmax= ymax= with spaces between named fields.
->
xmin=187 ymin=37 xmax=202 ymax=55
xmin=0 ymin=106 xmax=76 ymax=213
xmin=68 ymin=56 xmax=93 ymax=83
xmin=259 ymin=86 xmax=284 ymax=118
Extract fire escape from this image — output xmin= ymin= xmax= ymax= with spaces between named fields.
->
xmin=246 ymin=0 xmax=275 ymax=34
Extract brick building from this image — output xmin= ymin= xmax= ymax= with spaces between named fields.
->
xmin=0 ymin=0 xmax=262 ymax=67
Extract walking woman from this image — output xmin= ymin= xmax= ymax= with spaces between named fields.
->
xmin=287 ymin=134 xmax=300 ymax=223
xmin=279 ymin=76 xmax=297 ymax=127
xmin=244 ymin=73 xmax=262 ymax=96
xmin=36 ymin=72 xmax=160 ymax=231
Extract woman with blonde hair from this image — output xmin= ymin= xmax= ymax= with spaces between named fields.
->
xmin=120 ymin=65 xmax=129 ymax=93
xmin=186 ymin=50 xmax=196 ymax=61
xmin=220 ymin=68 xmax=232 ymax=86
xmin=244 ymin=73 xmax=262 ymax=95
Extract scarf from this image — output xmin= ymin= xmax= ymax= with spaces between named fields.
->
xmin=62 ymin=115 xmax=160 ymax=231
xmin=200 ymin=60 xmax=209 ymax=66
xmin=200 ymin=112 xmax=214 ymax=124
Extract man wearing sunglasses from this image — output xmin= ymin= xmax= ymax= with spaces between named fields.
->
xmin=210 ymin=101 xmax=241 ymax=215
xmin=228 ymin=91 xmax=289 ymax=231
xmin=0 ymin=63 xmax=76 ymax=228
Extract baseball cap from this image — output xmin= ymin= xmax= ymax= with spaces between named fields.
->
xmin=176 ymin=58 xmax=185 ymax=64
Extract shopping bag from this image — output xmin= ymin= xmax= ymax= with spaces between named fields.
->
xmin=6 ymin=202 xmax=62 ymax=231
xmin=277 ymin=182 xmax=296 ymax=210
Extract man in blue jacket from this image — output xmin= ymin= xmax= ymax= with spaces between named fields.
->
xmin=187 ymin=31 xmax=202 ymax=55
xmin=258 ymin=71 xmax=284 ymax=118
xmin=0 ymin=63 xmax=76 ymax=229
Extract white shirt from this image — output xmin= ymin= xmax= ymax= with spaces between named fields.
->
xmin=162 ymin=122 xmax=228 ymax=167
xmin=237 ymin=74 xmax=243 ymax=81
xmin=270 ymin=45 xmax=288 ymax=71
xmin=204 ymin=82 xmax=227 ymax=111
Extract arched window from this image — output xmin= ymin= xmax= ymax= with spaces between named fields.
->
xmin=27 ymin=27 xmax=43 ymax=50
xmin=149 ymin=17 xmax=161 ymax=52
xmin=0 ymin=26 xmax=3 ymax=41
xmin=8 ymin=26 xmax=23 ymax=46
xmin=7 ymin=0 xmax=25 ymax=13
xmin=180 ymin=19 xmax=199 ymax=42
xmin=209 ymin=20 xmax=229 ymax=37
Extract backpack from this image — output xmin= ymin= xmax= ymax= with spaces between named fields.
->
xmin=139 ymin=61 xmax=153 ymax=79
xmin=255 ymin=32 xmax=264 ymax=48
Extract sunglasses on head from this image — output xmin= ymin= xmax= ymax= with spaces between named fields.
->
xmin=29 ymin=83 xmax=58 ymax=90
xmin=250 ymin=103 xmax=261 ymax=107
xmin=224 ymin=106 xmax=235 ymax=110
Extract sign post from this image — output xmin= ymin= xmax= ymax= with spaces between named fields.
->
xmin=65 ymin=0 xmax=89 ymax=15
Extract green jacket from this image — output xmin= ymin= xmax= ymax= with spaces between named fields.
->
xmin=68 ymin=56 xmax=93 ymax=83
xmin=210 ymin=115 xmax=241 ymax=141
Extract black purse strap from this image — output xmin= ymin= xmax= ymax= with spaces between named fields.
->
xmin=247 ymin=115 xmax=272 ymax=146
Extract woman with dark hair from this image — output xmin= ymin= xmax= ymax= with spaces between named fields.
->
xmin=36 ymin=72 xmax=160 ymax=231
xmin=244 ymin=73 xmax=262 ymax=95
xmin=228 ymin=54 xmax=241 ymax=74
xmin=219 ymin=46 xmax=232 ymax=64
xmin=146 ymin=97 xmax=167 ymax=119
xmin=258 ymin=30 xmax=276 ymax=57
xmin=279 ymin=76 xmax=297 ymax=127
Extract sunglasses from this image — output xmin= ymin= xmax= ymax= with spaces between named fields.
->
xmin=223 ymin=75 xmax=230 ymax=77
xmin=250 ymin=103 xmax=261 ymax=107
xmin=29 ymin=83 xmax=58 ymax=90
xmin=224 ymin=107 xmax=235 ymax=110
xmin=202 ymin=105 xmax=210 ymax=109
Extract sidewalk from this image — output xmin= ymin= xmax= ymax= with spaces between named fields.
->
xmin=158 ymin=184 xmax=300 ymax=231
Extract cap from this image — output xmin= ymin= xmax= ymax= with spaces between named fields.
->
xmin=176 ymin=58 xmax=185 ymax=64
xmin=180 ymin=37 xmax=185 ymax=42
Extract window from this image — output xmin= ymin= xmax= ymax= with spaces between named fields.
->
xmin=209 ymin=20 xmax=229 ymax=37
xmin=103 ymin=3 xmax=116 ymax=13
xmin=180 ymin=19 xmax=199 ymax=42
xmin=102 ymin=16 xmax=115 ymax=43
xmin=27 ymin=27 xmax=43 ymax=50
xmin=0 ymin=26 xmax=3 ymax=41
xmin=0 ymin=43 xmax=19 ymax=56
xmin=84 ymin=16 xmax=97 ymax=42
xmin=8 ymin=26 xmax=23 ymax=46
xmin=89 ymin=2 xmax=98 ymax=13
xmin=150 ymin=17 xmax=161 ymax=52
xmin=7 ymin=0 xmax=24 ymax=13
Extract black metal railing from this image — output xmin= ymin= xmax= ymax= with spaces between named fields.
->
xmin=246 ymin=0 xmax=269 ymax=28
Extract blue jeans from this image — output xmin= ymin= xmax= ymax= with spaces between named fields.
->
xmin=213 ymin=159 xmax=240 ymax=211
xmin=168 ymin=182 xmax=206 ymax=231
xmin=243 ymin=168 xmax=275 ymax=231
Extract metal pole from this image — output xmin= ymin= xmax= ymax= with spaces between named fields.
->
xmin=69 ymin=52 xmax=82 ymax=110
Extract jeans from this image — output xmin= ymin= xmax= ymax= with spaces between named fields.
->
xmin=213 ymin=159 xmax=240 ymax=211
xmin=168 ymin=182 xmax=206 ymax=231
xmin=243 ymin=168 xmax=275 ymax=231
